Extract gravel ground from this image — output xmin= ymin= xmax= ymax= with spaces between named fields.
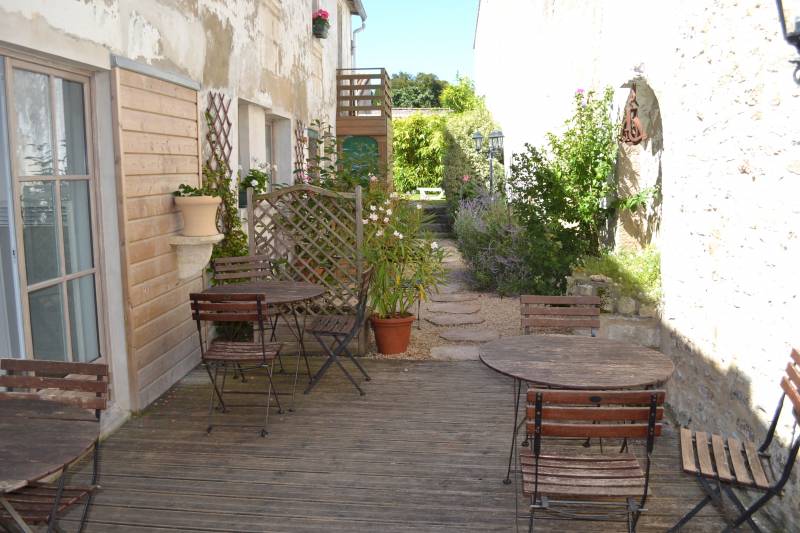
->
xmin=366 ymin=239 xmax=521 ymax=360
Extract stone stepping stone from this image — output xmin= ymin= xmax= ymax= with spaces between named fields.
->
xmin=439 ymin=328 xmax=500 ymax=343
xmin=426 ymin=303 xmax=481 ymax=314
xmin=430 ymin=345 xmax=480 ymax=361
xmin=426 ymin=314 xmax=485 ymax=326
xmin=429 ymin=293 xmax=478 ymax=303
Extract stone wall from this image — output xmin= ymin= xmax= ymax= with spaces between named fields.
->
xmin=476 ymin=0 xmax=800 ymax=527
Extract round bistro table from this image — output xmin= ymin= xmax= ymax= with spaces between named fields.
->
xmin=202 ymin=281 xmax=327 ymax=405
xmin=479 ymin=335 xmax=675 ymax=483
xmin=0 ymin=399 xmax=98 ymax=531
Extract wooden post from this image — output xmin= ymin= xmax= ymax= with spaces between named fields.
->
xmin=355 ymin=185 xmax=366 ymax=355
xmin=247 ymin=187 xmax=255 ymax=255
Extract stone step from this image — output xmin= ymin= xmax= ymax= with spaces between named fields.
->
xmin=426 ymin=303 xmax=481 ymax=314
xmin=422 ymin=223 xmax=449 ymax=234
xmin=429 ymin=293 xmax=478 ymax=303
xmin=426 ymin=314 xmax=485 ymax=326
xmin=430 ymin=345 xmax=480 ymax=361
xmin=438 ymin=328 xmax=500 ymax=343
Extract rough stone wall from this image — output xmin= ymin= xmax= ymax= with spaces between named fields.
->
xmin=476 ymin=0 xmax=800 ymax=527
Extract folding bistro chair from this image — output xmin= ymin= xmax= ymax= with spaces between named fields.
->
xmin=669 ymin=348 xmax=800 ymax=532
xmin=304 ymin=268 xmax=373 ymax=396
xmin=0 ymin=359 xmax=108 ymax=533
xmin=519 ymin=388 xmax=666 ymax=532
xmin=190 ymin=292 xmax=284 ymax=437
xmin=520 ymin=295 xmax=602 ymax=336
xmin=211 ymin=255 xmax=284 ymax=372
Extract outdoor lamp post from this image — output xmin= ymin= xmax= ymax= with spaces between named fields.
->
xmin=776 ymin=0 xmax=800 ymax=83
xmin=471 ymin=130 xmax=504 ymax=197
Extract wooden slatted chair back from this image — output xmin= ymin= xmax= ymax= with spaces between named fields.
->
xmin=781 ymin=348 xmax=800 ymax=424
xmin=520 ymin=295 xmax=601 ymax=336
xmin=527 ymin=389 xmax=665 ymax=448
xmin=211 ymin=255 xmax=274 ymax=282
xmin=0 ymin=359 xmax=109 ymax=415
xmin=189 ymin=293 xmax=269 ymax=325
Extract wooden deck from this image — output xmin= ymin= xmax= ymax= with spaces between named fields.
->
xmin=64 ymin=358 xmax=727 ymax=532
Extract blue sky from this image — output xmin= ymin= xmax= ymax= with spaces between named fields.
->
xmin=354 ymin=0 xmax=479 ymax=82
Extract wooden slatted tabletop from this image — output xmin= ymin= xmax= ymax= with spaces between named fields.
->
xmin=203 ymin=281 xmax=326 ymax=305
xmin=479 ymin=335 xmax=675 ymax=389
xmin=0 ymin=399 xmax=98 ymax=493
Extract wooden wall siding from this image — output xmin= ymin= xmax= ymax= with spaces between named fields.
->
xmin=111 ymin=68 xmax=203 ymax=410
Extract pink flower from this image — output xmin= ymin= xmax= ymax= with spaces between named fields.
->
xmin=462 ymin=174 xmax=471 ymax=183
xmin=313 ymin=9 xmax=329 ymax=20
xmin=576 ymin=88 xmax=585 ymax=95
xmin=369 ymin=174 xmax=378 ymax=182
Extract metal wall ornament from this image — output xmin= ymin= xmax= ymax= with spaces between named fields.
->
xmin=776 ymin=0 xmax=800 ymax=84
xmin=620 ymin=85 xmax=647 ymax=146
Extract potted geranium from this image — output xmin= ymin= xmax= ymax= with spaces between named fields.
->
xmin=173 ymin=183 xmax=221 ymax=237
xmin=364 ymin=192 xmax=446 ymax=355
xmin=312 ymin=9 xmax=330 ymax=38
xmin=239 ymin=164 xmax=270 ymax=208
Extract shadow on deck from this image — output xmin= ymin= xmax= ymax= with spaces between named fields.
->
xmin=65 ymin=359 xmax=726 ymax=532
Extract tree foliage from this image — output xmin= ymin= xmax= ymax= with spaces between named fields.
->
xmin=391 ymin=72 xmax=449 ymax=108
xmin=392 ymin=114 xmax=447 ymax=192
xmin=440 ymin=76 xmax=480 ymax=113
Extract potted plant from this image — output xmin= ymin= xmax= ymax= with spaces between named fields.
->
xmin=173 ymin=183 xmax=221 ymax=237
xmin=364 ymin=192 xmax=446 ymax=355
xmin=312 ymin=9 xmax=330 ymax=38
xmin=239 ymin=163 xmax=270 ymax=208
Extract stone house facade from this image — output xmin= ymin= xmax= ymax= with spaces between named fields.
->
xmin=0 ymin=0 xmax=367 ymax=431
xmin=475 ymin=0 xmax=800 ymax=527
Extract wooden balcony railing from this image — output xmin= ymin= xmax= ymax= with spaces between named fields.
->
xmin=336 ymin=68 xmax=391 ymax=119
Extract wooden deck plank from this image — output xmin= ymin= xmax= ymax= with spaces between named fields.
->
xmin=61 ymin=359 xmax=724 ymax=531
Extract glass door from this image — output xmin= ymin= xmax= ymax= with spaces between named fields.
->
xmin=4 ymin=58 xmax=102 ymax=362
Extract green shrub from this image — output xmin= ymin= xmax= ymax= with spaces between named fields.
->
xmin=508 ymin=88 xmax=618 ymax=293
xmin=454 ymin=196 xmax=556 ymax=296
xmin=440 ymin=76 xmax=480 ymax=113
xmin=576 ymin=246 xmax=661 ymax=304
xmin=392 ymin=113 xmax=446 ymax=192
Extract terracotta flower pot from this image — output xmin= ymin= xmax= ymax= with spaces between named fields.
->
xmin=174 ymin=196 xmax=221 ymax=237
xmin=370 ymin=314 xmax=415 ymax=355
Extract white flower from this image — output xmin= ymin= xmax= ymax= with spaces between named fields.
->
xmin=384 ymin=199 xmax=390 ymax=205
xmin=386 ymin=209 xmax=392 ymax=215
xmin=416 ymin=203 xmax=422 ymax=210
xmin=390 ymin=192 xmax=399 ymax=199
xmin=378 ymin=206 xmax=385 ymax=212
xmin=250 ymin=179 xmax=258 ymax=187
xmin=376 ymin=229 xmax=383 ymax=236
xmin=370 ymin=205 xmax=376 ymax=211
xmin=431 ymin=241 xmax=439 ymax=250
xmin=362 ymin=219 xmax=368 ymax=225
xmin=369 ymin=213 xmax=378 ymax=221
xmin=393 ymin=230 xmax=403 ymax=239
xmin=393 ymin=230 xmax=400 ymax=237
xmin=383 ymin=217 xmax=389 ymax=223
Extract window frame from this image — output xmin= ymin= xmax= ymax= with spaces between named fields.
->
xmin=3 ymin=55 xmax=107 ymax=364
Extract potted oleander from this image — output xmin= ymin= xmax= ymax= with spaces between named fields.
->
xmin=312 ymin=9 xmax=330 ymax=38
xmin=239 ymin=164 xmax=270 ymax=208
xmin=364 ymin=193 xmax=446 ymax=355
xmin=173 ymin=183 xmax=221 ymax=237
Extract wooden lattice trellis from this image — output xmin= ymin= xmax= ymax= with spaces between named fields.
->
xmin=206 ymin=92 xmax=233 ymax=172
xmin=247 ymin=183 xmax=364 ymax=324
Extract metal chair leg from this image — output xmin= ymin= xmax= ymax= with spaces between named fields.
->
xmin=505 ymin=379 xmax=522 ymax=484
xmin=45 ymin=471 xmax=66 ymax=533
xmin=332 ymin=355 xmax=365 ymax=395
xmin=667 ymin=494 xmax=712 ymax=532
xmin=722 ymin=485 xmax=767 ymax=533
xmin=338 ymin=339 xmax=370 ymax=380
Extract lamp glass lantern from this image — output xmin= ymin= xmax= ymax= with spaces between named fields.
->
xmin=488 ymin=130 xmax=504 ymax=152
xmin=778 ymin=0 xmax=800 ymax=43
xmin=471 ymin=131 xmax=484 ymax=152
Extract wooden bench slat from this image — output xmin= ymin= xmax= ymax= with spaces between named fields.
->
xmin=780 ymin=376 xmax=800 ymax=415
xmin=711 ymin=433 xmax=734 ymax=482
xmin=728 ymin=437 xmax=753 ymax=486
xmin=0 ymin=359 xmax=108 ymax=376
xmin=0 ymin=392 xmax=107 ymax=411
xmin=520 ymin=306 xmax=601 ymax=316
xmin=533 ymin=406 xmax=664 ymax=422
xmin=0 ymin=375 xmax=107 ymax=394
xmin=522 ymin=483 xmax=645 ymax=499
xmin=791 ymin=347 xmax=800 ymax=366
xmin=680 ymin=427 xmax=697 ymax=474
xmin=535 ymin=422 xmax=661 ymax=439
xmin=744 ymin=440 xmax=770 ymax=489
xmin=786 ymin=362 xmax=800 ymax=389
xmin=520 ymin=295 xmax=602 ymax=305
xmin=528 ymin=389 xmax=666 ymax=405
xmin=695 ymin=431 xmax=715 ymax=477
xmin=522 ymin=317 xmax=600 ymax=329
